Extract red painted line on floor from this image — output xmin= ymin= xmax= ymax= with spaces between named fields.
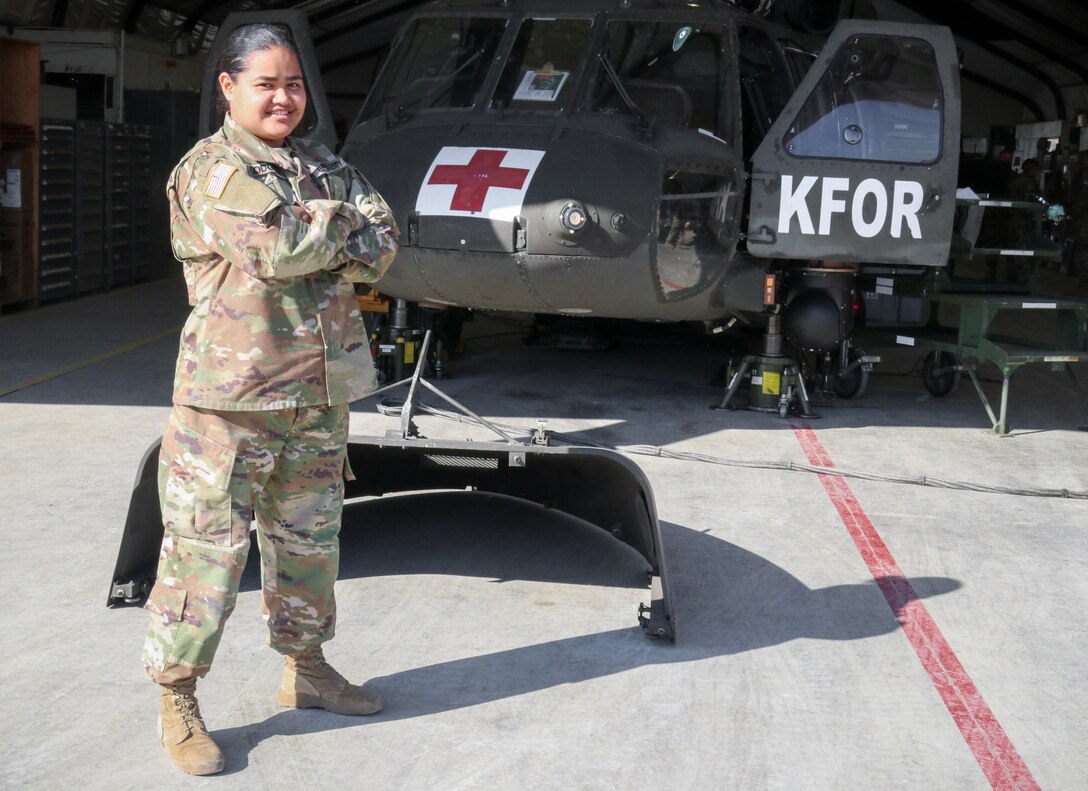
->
xmin=790 ymin=421 xmax=1039 ymax=791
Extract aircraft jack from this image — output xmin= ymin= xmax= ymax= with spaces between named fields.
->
xmin=713 ymin=314 xmax=817 ymax=420
xmin=364 ymin=297 xmax=470 ymax=383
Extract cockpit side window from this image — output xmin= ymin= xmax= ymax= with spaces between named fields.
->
xmin=737 ymin=27 xmax=794 ymax=158
xmin=492 ymin=18 xmax=594 ymax=112
xmin=783 ymin=35 xmax=942 ymax=163
xmin=373 ymin=17 xmax=507 ymax=115
xmin=595 ymin=21 xmax=726 ymax=136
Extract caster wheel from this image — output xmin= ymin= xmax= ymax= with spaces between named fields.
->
xmin=833 ymin=347 xmax=870 ymax=400
xmin=922 ymin=350 xmax=960 ymax=397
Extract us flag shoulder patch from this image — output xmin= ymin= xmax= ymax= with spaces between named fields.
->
xmin=204 ymin=163 xmax=237 ymax=198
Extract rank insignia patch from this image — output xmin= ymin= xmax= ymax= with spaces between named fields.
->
xmin=204 ymin=163 xmax=238 ymax=198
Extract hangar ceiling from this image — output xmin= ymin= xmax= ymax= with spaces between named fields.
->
xmin=3 ymin=0 xmax=1087 ymax=121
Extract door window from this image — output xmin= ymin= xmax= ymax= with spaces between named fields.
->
xmin=783 ymin=35 xmax=942 ymax=164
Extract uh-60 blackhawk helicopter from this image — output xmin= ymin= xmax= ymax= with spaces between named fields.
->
xmin=344 ymin=0 xmax=961 ymax=406
xmin=107 ymin=1 xmax=962 ymax=640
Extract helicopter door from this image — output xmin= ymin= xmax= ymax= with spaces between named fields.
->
xmin=745 ymin=21 xmax=960 ymax=267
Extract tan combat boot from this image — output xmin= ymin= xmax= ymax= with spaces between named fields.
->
xmin=157 ymin=680 xmax=225 ymax=775
xmin=278 ymin=645 xmax=383 ymax=716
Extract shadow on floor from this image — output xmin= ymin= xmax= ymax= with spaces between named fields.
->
xmin=214 ymin=492 xmax=959 ymax=773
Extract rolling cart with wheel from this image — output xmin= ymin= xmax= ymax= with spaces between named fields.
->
xmin=854 ymin=195 xmax=1088 ymax=434
xmin=859 ymin=292 xmax=1088 ymax=434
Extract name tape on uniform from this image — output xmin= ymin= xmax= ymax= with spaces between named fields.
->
xmin=248 ymin=163 xmax=276 ymax=178
xmin=314 ymin=159 xmax=347 ymax=176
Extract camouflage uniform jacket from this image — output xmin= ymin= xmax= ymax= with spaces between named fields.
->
xmin=167 ymin=113 xmax=398 ymax=410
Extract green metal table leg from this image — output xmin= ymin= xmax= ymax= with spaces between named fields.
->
xmin=995 ymin=371 xmax=1012 ymax=435
xmin=965 ymin=365 xmax=1008 ymax=434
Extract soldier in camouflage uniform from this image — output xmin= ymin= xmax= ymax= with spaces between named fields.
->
xmin=142 ymin=23 xmax=398 ymax=775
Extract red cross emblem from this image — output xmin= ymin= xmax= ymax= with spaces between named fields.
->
xmin=426 ymin=149 xmax=531 ymax=213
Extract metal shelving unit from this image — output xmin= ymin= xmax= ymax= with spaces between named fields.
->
xmin=130 ymin=125 xmax=153 ymax=282
xmin=76 ymin=120 xmax=105 ymax=294
xmin=38 ymin=121 xmax=77 ymax=301
xmin=104 ymin=122 xmax=133 ymax=289
xmin=103 ymin=122 xmax=155 ymax=289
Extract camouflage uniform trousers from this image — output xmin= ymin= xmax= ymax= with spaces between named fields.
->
xmin=143 ymin=403 xmax=352 ymax=685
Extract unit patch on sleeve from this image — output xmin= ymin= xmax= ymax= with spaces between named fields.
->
xmin=204 ymin=163 xmax=238 ymax=198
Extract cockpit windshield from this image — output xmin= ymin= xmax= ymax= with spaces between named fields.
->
xmin=595 ymin=21 xmax=727 ymax=134
xmin=492 ymin=18 xmax=594 ymax=111
xmin=375 ymin=16 xmax=507 ymax=115
xmin=369 ymin=13 xmax=731 ymax=128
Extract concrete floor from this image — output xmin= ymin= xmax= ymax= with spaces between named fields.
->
xmin=1 ymin=277 xmax=1087 ymax=789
